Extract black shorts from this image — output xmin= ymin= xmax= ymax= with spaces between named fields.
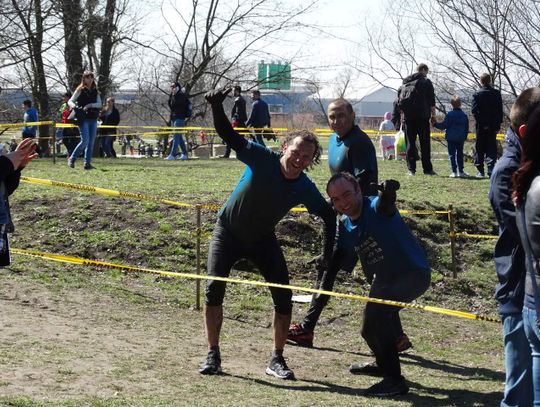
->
xmin=205 ymin=219 xmax=292 ymax=314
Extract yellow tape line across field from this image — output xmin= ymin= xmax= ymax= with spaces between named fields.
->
xmin=1 ymin=121 xmax=505 ymax=140
xmin=10 ymin=247 xmax=500 ymax=324
xmin=453 ymin=232 xmax=498 ymax=239
xmin=21 ymin=176 xmax=452 ymax=217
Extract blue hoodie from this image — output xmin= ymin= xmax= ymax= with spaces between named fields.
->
xmin=434 ymin=108 xmax=469 ymax=143
xmin=489 ymin=127 xmax=525 ymax=314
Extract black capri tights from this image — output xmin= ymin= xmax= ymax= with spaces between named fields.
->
xmin=205 ymin=219 xmax=293 ymax=315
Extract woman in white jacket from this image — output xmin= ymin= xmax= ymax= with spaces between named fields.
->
xmin=67 ymin=70 xmax=102 ymax=170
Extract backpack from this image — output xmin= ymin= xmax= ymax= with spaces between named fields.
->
xmin=397 ymin=78 xmax=420 ymax=115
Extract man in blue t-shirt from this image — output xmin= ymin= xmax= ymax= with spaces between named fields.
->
xmin=289 ymin=98 xmax=389 ymax=348
xmin=326 ymin=172 xmax=431 ymax=397
xmin=199 ymin=88 xmax=336 ymax=381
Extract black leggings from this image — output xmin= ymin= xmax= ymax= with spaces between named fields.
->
xmin=205 ymin=219 xmax=293 ymax=314
xmin=361 ymin=271 xmax=431 ymax=378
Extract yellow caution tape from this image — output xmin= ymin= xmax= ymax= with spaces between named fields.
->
xmin=0 ymin=121 xmax=55 ymax=128
xmin=10 ymin=247 xmax=500 ymax=324
xmin=21 ymin=176 xmax=198 ymax=209
xmin=0 ymin=121 xmax=507 ymax=141
xmin=453 ymin=232 xmax=498 ymax=239
xmin=21 ymin=177 xmax=450 ymax=217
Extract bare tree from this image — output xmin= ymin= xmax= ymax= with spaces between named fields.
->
xmin=352 ymin=0 xmax=540 ymax=106
xmin=130 ymin=0 xmax=318 ymax=123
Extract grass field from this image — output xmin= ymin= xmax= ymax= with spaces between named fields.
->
xmin=0 ymin=152 xmax=505 ymax=406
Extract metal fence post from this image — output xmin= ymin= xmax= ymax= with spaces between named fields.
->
xmin=448 ymin=204 xmax=458 ymax=278
xmin=51 ymin=122 xmax=56 ymax=164
xmin=196 ymin=204 xmax=202 ymax=310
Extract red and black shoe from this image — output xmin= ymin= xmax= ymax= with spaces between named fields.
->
xmin=287 ymin=323 xmax=314 ymax=348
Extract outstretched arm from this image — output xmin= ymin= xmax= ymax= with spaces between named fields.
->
xmin=373 ymin=179 xmax=400 ymax=217
xmin=205 ymin=89 xmax=247 ymax=151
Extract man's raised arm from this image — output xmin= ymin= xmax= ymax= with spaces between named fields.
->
xmin=205 ymin=89 xmax=247 ymax=151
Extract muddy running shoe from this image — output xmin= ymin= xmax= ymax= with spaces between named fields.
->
xmin=198 ymin=349 xmax=222 ymax=375
xmin=67 ymin=157 xmax=74 ymax=168
xmin=396 ymin=333 xmax=413 ymax=353
xmin=287 ymin=323 xmax=314 ymax=348
xmin=266 ymin=354 xmax=295 ymax=380
xmin=364 ymin=376 xmax=409 ymax=397
xmin=349 ymin=361 xmax=383 ymax=376
xmin=83 ymin=163 xmax=96 ymax=170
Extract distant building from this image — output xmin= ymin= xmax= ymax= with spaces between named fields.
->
xmin=356 ymin=87 xmax=396 ymax=129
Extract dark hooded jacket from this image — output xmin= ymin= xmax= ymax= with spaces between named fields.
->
xmin=489 ymin=127 xmax=525 ymax=314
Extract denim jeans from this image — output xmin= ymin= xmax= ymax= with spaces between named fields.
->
xmin=171 ymin=118 xmax=187 ymax=156
xmin=447 ymin=140 xmax=464 ymax=173
xmin=71 ymin=119 xmax=97 ymax=165
xmin=101 ymin=135 xmax=114 ymax=157
xmin=500 ymin=312 xmax=533 ymax=407
xmin=523 ymin=307 xmax=540 ymax=406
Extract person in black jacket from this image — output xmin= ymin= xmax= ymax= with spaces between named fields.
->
xmin=166 ymin=82 xmax=191 ymax=161
xmin=0 ymin=138 xmax=37 ymax=266
xmin=246 ymin=90 xmax=271 ymax=146
xmin=396 ymin=63 xmax=436 ymax=176
xmin=99 ymin=97 xmax=120 ymax=158
xmin=472 ymin=73 xmax=504 ymax=178
xmin=489 ymin=87 xmax=540 ymax=407
xmin=221 ymin=85 xmax=247 ymax=159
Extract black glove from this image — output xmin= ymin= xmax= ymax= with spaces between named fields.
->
xmin=371 ymin=179 xmax=400 ymax=193
xmin=204 ymin=88 xmax=232 ymax=106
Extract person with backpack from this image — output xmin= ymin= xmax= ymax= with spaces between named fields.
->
xmin=396 ymin=63 xmax=436 ymax=176
xmin=165 ymin=82 xmax=192 ymax=161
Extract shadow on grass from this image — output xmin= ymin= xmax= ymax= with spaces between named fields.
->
xmin=227 ymin=374 xmax=501 ymax=405
xmin=407 ymin=380 xmax=502 ymax=406
xmin=401 ymin=353 xmax=505 ymax=382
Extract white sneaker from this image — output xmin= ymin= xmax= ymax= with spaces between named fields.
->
xmin=178 ymin=154 xmax=188 ymax=161
xmin=164 ymin=155 xmax=175 ymax=161
xmin=458 ymin=171 xmax=469 ymax=178
xmin=449 ymin=172 xmax=458 ymax=178
xmin=476 ymin=172 xmax=485 ymax=178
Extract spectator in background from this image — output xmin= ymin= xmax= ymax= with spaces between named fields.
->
xmin=512 ymin=102 xmax=540 ymax=407
xmin=433 ymin=96 xmax=470 ymax=178
xmin=21 ymin=99 xmax=38 ymax=140
xmin=21 ymin=100 xmax=41 ymax=157
xmin=99 ymin=97 xmax=120 ymax=158
xmin=0 ymin=138 xmax=38 ymax=267
xmin=166 ymin=82 xmax=191 ymax=161
xmin=396 ymin=63 xmax=436 ymax=176
xmin=67 ymin=70 xmax=102 ymax=170
xmin=221 ymin=85 xmax=247 ymax=159
xmin=472 ymin=73 xmax=504 ymax=178
xmin=59 ymin=92 xmax=80 ymax=157
xmin=246 ymin=89 xmax=271 ymax=146
xmin=489 ymin=87 xmax=540 ymax=407
xmin=379 ymin=111 xmax=396 ymax=160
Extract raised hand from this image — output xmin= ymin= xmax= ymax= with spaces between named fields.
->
xmin=371 ymin=179 xmax=400 ymax=193
xmin=6 ymin=138 xmax=38 ymax=169
xmin=205 ymin=88 xmax=232 ymax=106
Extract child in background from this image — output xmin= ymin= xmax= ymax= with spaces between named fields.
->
xmin=433 ymin=96 xmax=470 ymax=178
xmin=379 ymin=112 xmax=395 ymax=159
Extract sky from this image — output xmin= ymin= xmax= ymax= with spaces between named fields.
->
xmin=137 ymin=0 xmax=388 ymax=98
